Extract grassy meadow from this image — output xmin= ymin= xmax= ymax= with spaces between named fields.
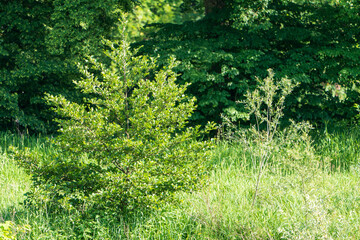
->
xmin=1 ymin=126 xmax=360 ymax=239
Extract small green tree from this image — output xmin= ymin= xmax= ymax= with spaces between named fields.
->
xmin=15 ymin=37 xmax=214 ymax=215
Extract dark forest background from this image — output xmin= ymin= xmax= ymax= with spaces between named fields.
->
xmin=1 ymin=0 xmax=360 ymax=133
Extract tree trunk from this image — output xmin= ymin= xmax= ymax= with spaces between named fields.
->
xmin=204 ymin=0 xmax=225 ymax=15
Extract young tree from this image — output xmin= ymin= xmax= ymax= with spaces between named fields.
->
xmin=15 ymin=37 xmax=214 ymax=214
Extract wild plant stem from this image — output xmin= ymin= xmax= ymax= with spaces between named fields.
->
xmin=252 ymin=150 xmax=269 ymax=207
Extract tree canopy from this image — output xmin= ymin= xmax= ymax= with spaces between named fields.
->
xmin=137 ymin=0 xmax=360 ymax=126
xmin=1 ymin=0 xmax=360 ymax=132
xmin=0 ymin=0 xmax=135 ymax=132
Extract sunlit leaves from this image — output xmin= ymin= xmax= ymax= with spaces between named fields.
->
xmin=41 ymin=37 xmax=214 ymax=213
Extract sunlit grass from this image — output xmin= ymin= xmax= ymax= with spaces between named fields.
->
xmin=1 ymin=128 xmax=360 ymax=239
xmin=314 ymin=126 xmax=360 ymax=170
xmin=0 ymin=154 xmax=31 ymax=218
xmin=179 ymin=164 xmax=360 ymax=239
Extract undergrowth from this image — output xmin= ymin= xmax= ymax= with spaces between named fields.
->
xmin=1 ymin=128 xmax=360 ymax=239
xmin=1 ymin=71 xmax=360 ymax=238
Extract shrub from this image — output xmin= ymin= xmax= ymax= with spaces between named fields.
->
xmin=13 ymin=37 xmax=214 ymax=216
xmin=220 ymin=69 xmax=326 ymax=206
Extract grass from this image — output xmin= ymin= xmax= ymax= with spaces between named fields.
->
xmin=1 ymin=127 xmax=360 ymax=239
xmin=180 ymin=164 xmax=360 ymax=239
xmin=0 ymin=132 xmax=34 ymax=219
xmin=0 ymin=153 xmax=31 ymax=218
xmin=313 ymin=124 xmax=360 ymax=170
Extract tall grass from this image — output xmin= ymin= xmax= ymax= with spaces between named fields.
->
xmin=0 ymin=133 xmax=46 ymax=239
xmin=0 ymin=154 xmax=30 ymax=216
xmin=0 ymin=133 xmax=39 ymax=217
xmin=0 ymin=132 xmax=47 ymax=152
xmin=1 ymin=127 xmax=360 ymax=239
xmin=313 ymin=125 xmax=360 ymax=170
xmin=179 ymin=158 xmax=360 ymax=239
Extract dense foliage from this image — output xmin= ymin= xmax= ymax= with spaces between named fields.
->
xmin=137 ymin=0 xmax=360 ymax=126
xmin=1 ymin=0 xmax=360 ymax=132
xmin=0 ymin=0 xmax=135 ymax=132
xmin=12 ymin=38 xmax=214 ymax=215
